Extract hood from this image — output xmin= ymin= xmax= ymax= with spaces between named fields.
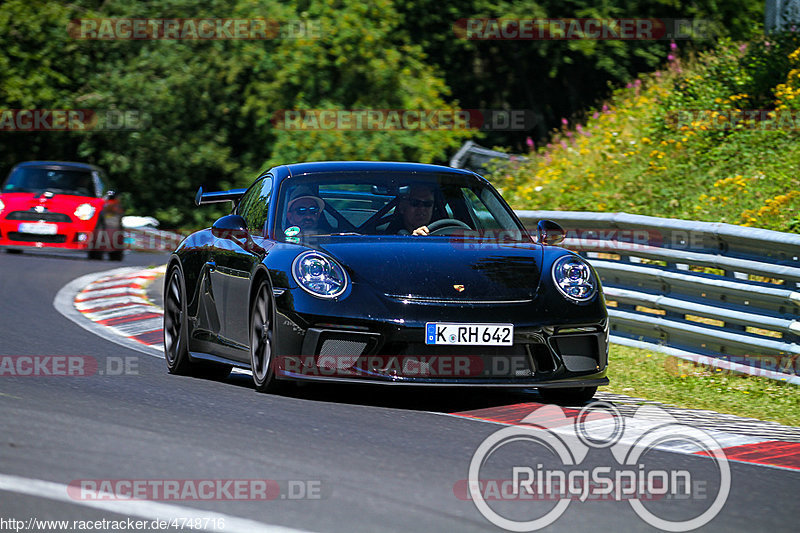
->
xmin=0 ymin=192 xmax=102 ymax=217
xmin=315 ymin=236 xmax=544 ymax=301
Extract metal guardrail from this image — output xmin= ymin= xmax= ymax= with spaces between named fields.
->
xmin=765 ymin=0 xmax=800 ymax=33
xmin=450 ymin=140 xmax=524 ymax=174
xmin=516 ymin=210 xmax=800 ymax=383
xmin=124 ymin=227 xmax=186 ymax=253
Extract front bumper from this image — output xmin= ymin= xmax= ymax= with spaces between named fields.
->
xmin=273 ymin=313 xmax=609 ymax=387
xmin=0 ymin=219 xmax=123 ymax=251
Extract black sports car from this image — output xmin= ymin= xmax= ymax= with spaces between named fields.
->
xmin=164 ymin=161 xmax=608 ymax=402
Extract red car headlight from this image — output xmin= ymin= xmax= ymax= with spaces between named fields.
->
xmin=74 ymin=203 xmax=96 ymax=221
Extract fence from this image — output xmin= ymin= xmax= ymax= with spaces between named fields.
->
xmin=516 ymin=210 xmax=800 ymax=383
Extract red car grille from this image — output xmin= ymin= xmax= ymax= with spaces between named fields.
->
xmin=5 ymin=210 xmax=73 ymax=223
xmin=7 ymin=232 xmax=68 ymax=244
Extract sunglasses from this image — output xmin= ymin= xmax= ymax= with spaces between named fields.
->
xmin=408 ymin=198 xmax=434 ymax=208
xmin=291 ymin=206 xmax=320 ymax=215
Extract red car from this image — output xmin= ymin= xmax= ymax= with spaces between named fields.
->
xmin=0 ymin=161 xmax=125 ymax=260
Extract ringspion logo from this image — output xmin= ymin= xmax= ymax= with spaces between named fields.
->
xmin=464 ymin=402 xmax=730 ymax=531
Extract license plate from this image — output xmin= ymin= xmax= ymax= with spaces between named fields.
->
xmin=18 ymin=222 xmax=58 ymax=235
xmin=425 ymin=323 xmax=514 ymax=346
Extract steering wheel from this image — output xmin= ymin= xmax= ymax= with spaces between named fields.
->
xmin=426 ymin=218 xmax=472 ymax=235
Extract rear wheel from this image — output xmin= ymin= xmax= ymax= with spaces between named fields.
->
xmin=250 ymin=279 xmax=286 ymax=393
xmin=108 ymin=250 xmax=124 ymax=261
xmin=539 ymin=386 xmax=598 ymax=405
xmin=164 ymin=266 xmax=230 ymax=379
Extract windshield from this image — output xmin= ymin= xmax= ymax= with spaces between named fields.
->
xmin=2 ymin=167 xmax=96 ymax=197
xmin=274 ymin=171 xmax=529 ymax=242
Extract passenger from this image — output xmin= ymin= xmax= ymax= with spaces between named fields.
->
xmin=386 ymin=183 xmax=436 ymax=235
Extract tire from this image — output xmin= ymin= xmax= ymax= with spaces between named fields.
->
xmin=539 ymin=386 xmax=598 ymax=405
xmin=88 ymin=222 xmax=106 ymax=260
xmin=163 ymin=266 xmax=231 ymax=379
xmin=108 ymin=250 xmax=124 ymax=261
xmin=250 ymin=279 xmax=287 ymax=393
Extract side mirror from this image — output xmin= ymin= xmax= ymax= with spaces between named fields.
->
xmin=212 ymin=214 xmax=249 ymax=241
xmin=536 ymin=219 xmax=565 ymax=246
xmin=105 ymin=190 xmax=117 ymax=200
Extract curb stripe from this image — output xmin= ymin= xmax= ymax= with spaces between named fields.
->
xmin=77 ymin=302 xmax=143 ymax=314
xmin=81 ymin=305 xmax=158 ymax=321
xmin=98 ymin=312 xmax=162 ymax=327
xmin=132 ymin=331 xmax=165 ymax=346
xmin=695 ymin=441 xmax=800 ymax=470
xmin=72 ymin=266 xmax=166 ymax=347
xmin=81 ymin=282 xmax=143 ymax=292
xmin=451 ymin=401 xmax=800 ymax=471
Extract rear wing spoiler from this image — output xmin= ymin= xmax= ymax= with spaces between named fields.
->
xmin=195 ymin=186 xmax=247 ymax=207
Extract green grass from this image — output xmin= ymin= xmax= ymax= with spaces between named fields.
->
xmin=606 ymin=344 xmax=800 ymax=426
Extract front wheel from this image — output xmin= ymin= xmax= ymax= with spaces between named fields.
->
xmin=164 ymin=266 xmax=230 ymax=379
xmin=250 ymin=279 xmax=287 ymax=393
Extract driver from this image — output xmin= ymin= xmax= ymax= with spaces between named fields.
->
xmin=388 ymin=183 xmax=436 ymax=235
xmin=286 ymin=186 xmax=326 ymax=234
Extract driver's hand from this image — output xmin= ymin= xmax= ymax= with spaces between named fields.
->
xmin=412 ymin=226 xmax=430 ymax=236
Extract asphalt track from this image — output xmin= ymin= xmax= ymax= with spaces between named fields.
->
xmin=1 ymin=249 xmax=799 ymax=532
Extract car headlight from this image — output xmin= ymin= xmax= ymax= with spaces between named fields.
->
xmin=552 ymin=255 xmax=597 ymax=302
xmin=292 ymin=251 xmax=348 ymax=298
xmin=74 ymin=203 xmax=96 ymax=221
xmin=0 ymin=198 xmax=4 ymax=214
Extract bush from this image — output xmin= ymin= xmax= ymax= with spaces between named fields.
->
xmin=486 ymin=32 xmax=800 ymax=233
